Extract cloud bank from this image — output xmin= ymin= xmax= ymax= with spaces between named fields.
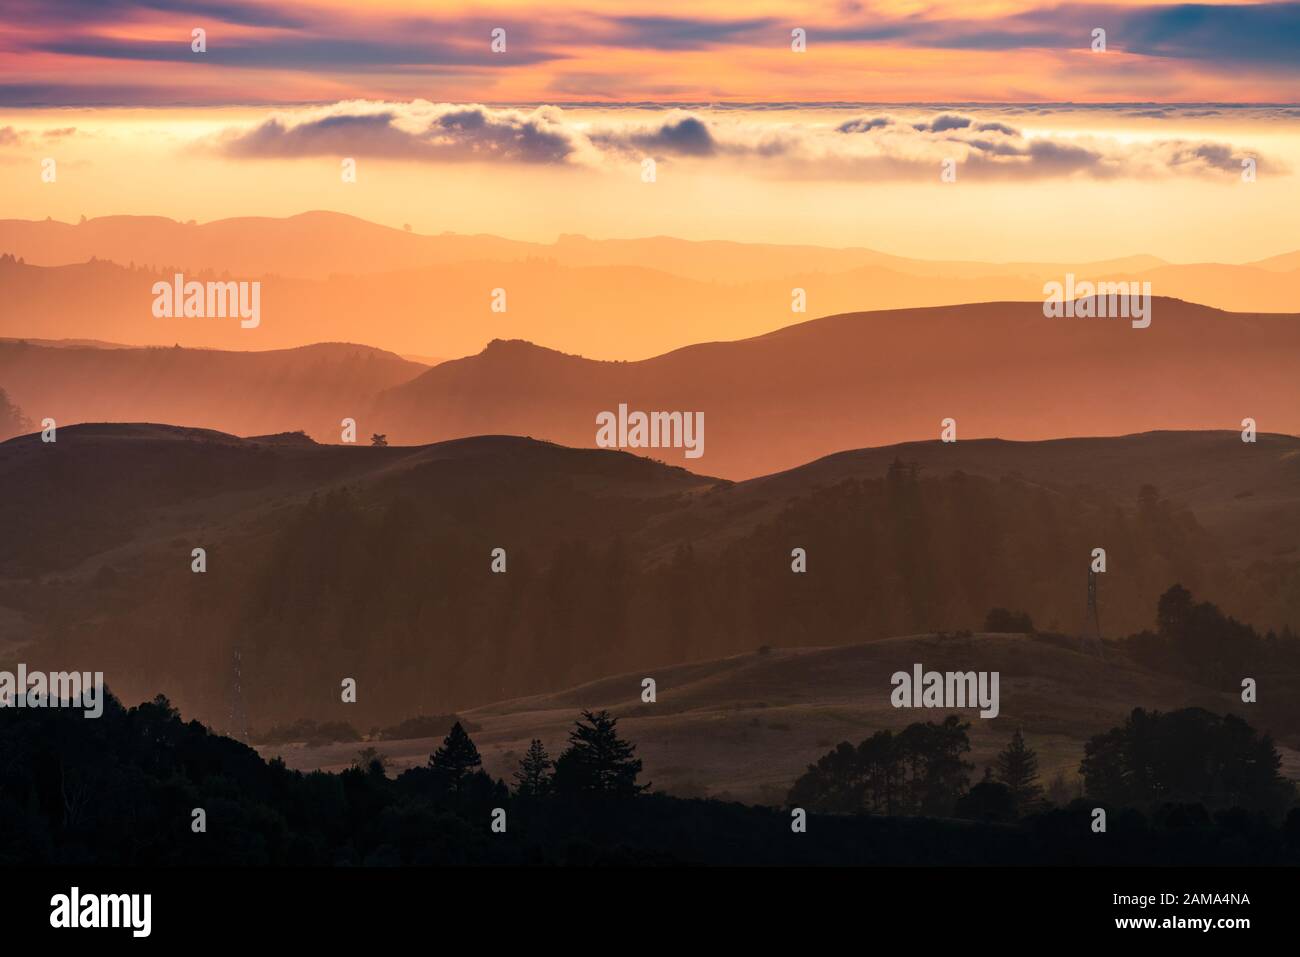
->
xmin=218 ymin=101 xmax=1281 ymax=181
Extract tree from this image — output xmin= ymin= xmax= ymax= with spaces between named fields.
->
xmin=429 ymin=722 xmax=481 ymax=794
xmin=352 ymin=746 xmax=389 ymax=778
xmin=1157 ymin=584 xmax=1193 ymax=637
xmin=995 ymin=728 xmax=1042 ymax=813
xmin=954 ymin=776 xmax=1016 ymax=823
xmin=984 ymin=607 xmax=1034 ymax=634
xmin=513 ymin=739 xmax=554 ymax=798
xmin=788 ymin=716 xmax=971 ymax=816
xmin=0 ymin=387 xmax=30 ymax=440
xmin=1081 ymin=707 xmax=1293 ymax=815
xmin=553 ymin=710 xmax=646 ymax=797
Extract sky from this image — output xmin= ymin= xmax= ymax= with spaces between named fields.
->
xmin=0 ymin=1 xmax=1298 ymax=261
xmin=2 ymin=1 xmax=1299 ymax=105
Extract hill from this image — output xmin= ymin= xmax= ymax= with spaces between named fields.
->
xmin=8 ymin=297 xmax=1298 ymax=478
xmin=0 ymin=339 xmax=427 ymax=441
xmin=1 ymin=426 xmax=1296 ymax=734
xmin=368 ymin=299 xmax=1300 ymax=478
xmin=267 ymin=631 xmax=1300 ymax=804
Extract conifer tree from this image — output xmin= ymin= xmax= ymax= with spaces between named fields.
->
xmin=995 ymin=727 xmax=1042 ymax=812
xmin=430 ymin=721 xmax=481 ymax=794
xmin=554 ymin=710 xmax=646 ymax=797
xmin=514 ymin=738 xmax=554 ymax=798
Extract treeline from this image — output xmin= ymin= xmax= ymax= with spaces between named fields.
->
xmin=72 ymin=463 xmax=1249 ymax=728
xmin=1121 ymin=584 xmax=1300 ymax=737
xmin=10 ymin=447 xmax=1294 ymax=729
xmin=4 ymin=691 xmax=1300 ymax=866
xmin=790 ymin=706 xmax=1296 ymax=823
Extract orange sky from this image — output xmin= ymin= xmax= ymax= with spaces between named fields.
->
xmin=2 ymin=1 xmax=1298 ymax=105
xmin=0 ymin=3 xmax=1297 ymax=262
xmin=2 ymin=102 xmax=1297 ymax=263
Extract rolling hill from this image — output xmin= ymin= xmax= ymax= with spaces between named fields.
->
xmin=264 ymin=631 xmax=1300 ymax=803
xmin=0 ymin=339 xmax=427 ymax=441
xmin=367 ymin=299 xmax=1300 ymax=478
xmin=0 ymin=425 xmax=1296 ymax=736
xmin=7 ymin=295 xmax=1294 ymax=479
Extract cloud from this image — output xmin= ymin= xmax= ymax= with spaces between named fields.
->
xmin=599 ymin=15 xmax=778 ymax=50
xmin=836 ymin=116 xmax=894 ymax=133
xmin=217 ymin=101 xmax=1284 ymax=181
xmin=814 ymin=2 xmax=1300 ymax=70
xmin=912 ymin=114 xmax=972 ymax=132
xmin=222 ymin=102 xmax=591 ymax=163
xmin=589 ymin=113 xmax=718 ymax=156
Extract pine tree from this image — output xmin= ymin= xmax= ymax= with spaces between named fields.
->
xmin=553 ymin=710 xmax=646 ymax=797
xmin=513 ymin=738 xmax=553 ymax=798
xmin=995 ymin=727 xmax=1042 ymax=812
xmin=429 ymin=721 xmax=481 ymax=794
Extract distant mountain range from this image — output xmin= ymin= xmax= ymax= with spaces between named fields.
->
xmin=4 ymin=299 xmax=1297 ymax=479
xmin=0 ymin=212 xmax=1295 ymax=358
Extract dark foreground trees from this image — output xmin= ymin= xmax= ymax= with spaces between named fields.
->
xmin=995 ymin=728 xmax=1043 ymax=813
xmin=1082 ymin=707 xmax=1293 ymax=816
xmin=514 ymin=739 xmax=553 ymax=798
xmin=2 ymin=691 xmax=1297 ymax=866
xmin=552 ymin=709 xmax=647 ymax=798
xmin=787 ymin=715 xmax=973 ymax=816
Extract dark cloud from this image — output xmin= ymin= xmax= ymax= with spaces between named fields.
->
xmin=223 ymin=103 xmax=584 ymax=164
xmin=876 ymin=2 xmax=1300 ymax=70
xmin=1165 ymin=142 xmax=1245 ymax=173
xmin=2 ymin=0 xmax=313 ymax=29
xmin=836 ymin=116 xmax=893 ymax=133
xmin=36 ymin=35 xmax=559 ymax=70
xmin=601 ymin=15 xmax=779 ymax=49
xmin=590 ymin=114 xmax=718 ymax=156
xmin=912 ymin=114 xmax=974 ymax=133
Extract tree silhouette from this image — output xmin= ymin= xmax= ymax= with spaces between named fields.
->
xmin=353 ymin=746 xmax=389 ymax=779
xmin=1157 ymin=583 xmax=1194 ymax=637
xmin=553 ymin=710 xmax=646 ymax=797
xmin=995 ymin=728 xmax=1042 ymax=813
xmin=984 ymin=608 xmax=1034 ymax=634
xmin=1081 ymin=707 xmax=1293 ymax=814
xmin=0 ymin=387 xmax=30 ymax=440
xmin=513 ymin=738 xmax=554 ymax=798
xmin=955 ymin=770 xmax=1017 ymax=823
xmin=788 ymin=716 xmax=972 ymax=816
xmin=429 ymin=721 xmax=481 ymax=794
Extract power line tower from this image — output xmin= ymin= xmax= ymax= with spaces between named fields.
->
xmin=1081 ymin=568 xmax=1103 ymax=652
xmin=228 ymin=647 xmax=250 ymax=743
